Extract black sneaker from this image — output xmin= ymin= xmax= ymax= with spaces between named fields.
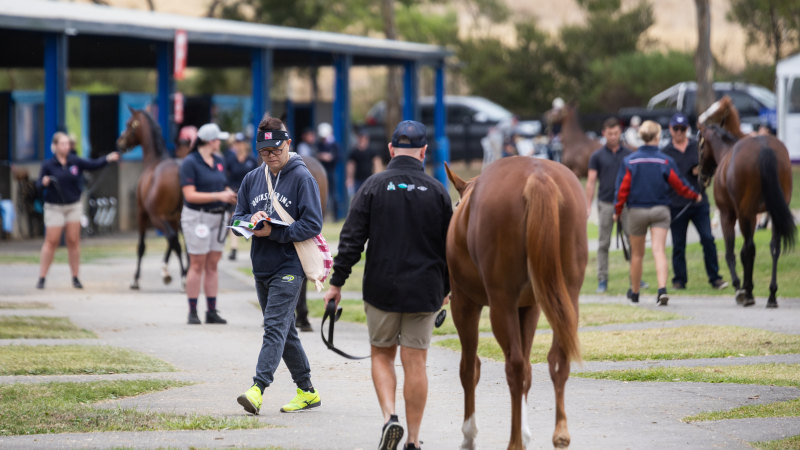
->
xmin=36 ymin=277 xmax=45 ymax=289
xmin=672 ymin=281 xmax=686 ymax=290
xmin=228 ymin=249 xmax=237 ymax=261
xmin=296 ymin=320 xmax=313 ymax=332
xmin=379 ymin=414 xmax=404 ymax=450
xmin=206 ymin=309 xmax=227 ymax=324
xmin=657 ymin=292 xmax=669 ymax=306
xmin=403 ymin=443 xmax=422 ymax=450
xmin=72 ymin=277 xmax=83 ymax=289
xmin=188 ymin=311 xmax=201 ymax=325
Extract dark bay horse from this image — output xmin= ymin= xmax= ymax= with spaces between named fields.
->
xmin=698 ymin=124 xmax=796 ymax=307
xmin=548 ymin=103 xmax=602 ymax=178
xmin=445 ymin=157 xmax=586 ymax=449
xmin=117 ymin=108 xmax=186 ymax=290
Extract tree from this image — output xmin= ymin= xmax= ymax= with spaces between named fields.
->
xmin=695 ymin=0 xmax=714 ymax=114
xmin=728 ymin=0 xmax=800 ymax=66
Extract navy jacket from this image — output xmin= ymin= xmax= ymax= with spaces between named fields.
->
xmin=37 ymin=154 xmax=109 ymax=204
xmin=614 ymin=145 xmax=699 ymax=216
xmin=231 ymin=154 xmax=323 ymax=280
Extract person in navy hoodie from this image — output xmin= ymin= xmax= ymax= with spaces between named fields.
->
xmin=180 ymin=123 xmax=238 ymax=325
xmin=233 ymin=115 xmax=323 ymax=416
xmin=36 ymin=131 xmax=119 ymax=289
xmin=614 ymin=120 xmax=701 ymax=306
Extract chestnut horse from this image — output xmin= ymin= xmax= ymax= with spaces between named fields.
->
xmin=547 ymin=103 xmax=602 ymax=178
xmin=698 ymin=95 xmax=747 ymax=139
xmin=445 ymin=157 xmax=586 ymax=449
xmin=698 ymin=124 xmax=795 ymax=307
xmin=117 ymin=108 xmax=186 ymax=290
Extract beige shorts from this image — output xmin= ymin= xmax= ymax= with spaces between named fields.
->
xmin=364 ymin=302 xmax=437 ymax=350
xmin=43 ymin=202 xmax=82 ymax=227
xmin=180 ymin=205 xmax=227 ymax=254
xmin=626 ymin=205 xmax=671 ymax=236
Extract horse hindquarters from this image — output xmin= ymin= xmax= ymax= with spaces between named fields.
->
xmin=523 ymin=169 xmax=583 ymax=448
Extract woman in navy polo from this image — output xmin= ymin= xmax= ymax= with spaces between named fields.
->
xmin=180 ymin=123 xmax=238 ymax=325
xmin=36 ymin=132 xmax=119 ymax=289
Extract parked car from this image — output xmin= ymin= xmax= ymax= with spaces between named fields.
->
xmin=361 ymin=95 xmax=514 ymax=162
xmin=618 ymin=81 xmax=777 ymax=133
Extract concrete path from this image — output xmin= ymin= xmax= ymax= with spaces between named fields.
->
xmin=0 ymin=236 xmax=799 ymax=449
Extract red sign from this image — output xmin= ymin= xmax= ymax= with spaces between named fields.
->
xmin=174 ymin=92 xmax=184 ymax=124
xmin=174 ymin=30 xmax=187 ymax=80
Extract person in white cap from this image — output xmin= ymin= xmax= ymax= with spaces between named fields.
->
xmin=179 ymin=123 xmax=238 ymax=324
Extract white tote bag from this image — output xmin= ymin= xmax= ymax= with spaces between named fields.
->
xmin=265 ymin=166 xmax=332 ymax=291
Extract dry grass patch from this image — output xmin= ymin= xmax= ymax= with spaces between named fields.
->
xmin=0 ymin=345 xmax=174 ymax=375
xmin=0 ymin=380 xmax=266 ymax=435
xmin=436 ymin=326 xmax=800 ymax=363
xmin=0 ymin=316 xmax=96 ymax=339
xmin=0 ymin=301 xmax=50 ymax=309
xmin=574 ymin=363 xmax=800 ymax=387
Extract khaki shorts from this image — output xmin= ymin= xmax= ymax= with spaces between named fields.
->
xmin=364 ymin=302 xmax=437 ymax=350
xmin=626 ymin=205 xmax=671 ymax=236
xmin=180 ymin=205 xmax=227 ymax=254
xmin=44 ymin=202 xmax=82 ymax=227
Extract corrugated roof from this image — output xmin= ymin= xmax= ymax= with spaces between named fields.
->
xmin=0 ymin=0 xmax=451 ymax=64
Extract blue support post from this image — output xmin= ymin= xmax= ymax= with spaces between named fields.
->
xmin=433 ymin=63 xmax=449 ymax=186
xmin=285 ymin=98 xmax=295 ymax=142
xmin=251 ymin=48 xmax=273 ymax=157
xmin=403 ymin=61 xmax=418 ymax=121
xmin=156 ymin=42 xmax=174 ymax=154
xmin=333 ymin=54 xmax=351 ymax=220
xmin=44 ymin=33 xmax=67 ymax=159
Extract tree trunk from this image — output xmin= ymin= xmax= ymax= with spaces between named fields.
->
xmin=694 ymin=0 xmax=714 ymax=118
xmin=145 ymin=0 xmax=156 ymax=11
xmin=382 ymin=0 xmax=402 ymax=143
xmin=769 ymin=5 xmax=783 ymax=65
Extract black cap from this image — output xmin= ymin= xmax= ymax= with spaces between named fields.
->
xmin=391 ymin=120 xmax=427 ymax=148
xmin=256 ymin=130 xmax=290 ymax=150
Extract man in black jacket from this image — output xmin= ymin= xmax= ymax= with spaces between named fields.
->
xmin=323 ymin=120 xmax=452 ymax=450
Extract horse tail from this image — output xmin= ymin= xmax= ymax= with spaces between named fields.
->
xmin=759 ymin=147 xmax=796 ymax=251
xmin=523 ymin=171 xmax=581 ymax=363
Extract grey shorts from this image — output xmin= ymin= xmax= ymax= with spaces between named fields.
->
xmin=626 ymin=205 xmax=671 ymax=236
xmin=44 ymin=201 xmax=82 ymax=227
xmin=180 ymin=205 xmax=227 ymax=254
xmin=364 ymin=302 xmax=437 ymax=350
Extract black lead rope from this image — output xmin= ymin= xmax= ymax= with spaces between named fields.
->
xmin=321 ymin=301 xmax=369 ymax=360
xmin=616 ymin=216 xmax=630 ymax=262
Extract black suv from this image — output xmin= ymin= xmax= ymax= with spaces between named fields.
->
xmin=361 ymin=96 xmax=514 ymax=162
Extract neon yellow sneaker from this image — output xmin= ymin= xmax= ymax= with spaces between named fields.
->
xmin=237 ymin=385 xmax=262 ymax=415
xmin=280 ymin=388 xmax=321 ymax=413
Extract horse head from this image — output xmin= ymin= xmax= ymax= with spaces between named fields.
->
xmin=116 ymin=107 xmax=147 ymax=153
xmin=697 ymin=124 xmax=736 ymax=187
xmin=698 ymin=96 xmax=745 ymax=139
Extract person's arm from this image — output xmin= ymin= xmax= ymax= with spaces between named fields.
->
xmin=665 ymin=164 xmax=700 ymax=202
xmin=346 ymin=159 xmax=355 ymax=189
xmin=230 ymin=179 xmax=252 ymax=225
xmin=328 ymin=185 xmax=370 ymax=288
xmin=181 ymin=185 xmax=237 ymax=205
xmin=613 ymin=164 xmax=631 ymax=218
xmin=36 ymin=161 xmax=51 ymax=190
xmin=372 ymin=155 xmax=383 ymax=174
xmin=584 ymin=169 xmax=598 ymax=217
xmin=267 ymin=177 xmax=323 ymax=244
xmin=77 ymin=152 xmax=119 ymax=171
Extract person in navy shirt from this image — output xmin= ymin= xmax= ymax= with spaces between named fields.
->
xmin=224 ymin=132 xmax=258 ymax=261
xmin=180 ymin=123 xmax=238 ymax=325
xmin=614 ymin=120 xmax=701 ymax=306
xmin=36 ymin=132 xmax=119 ymax=289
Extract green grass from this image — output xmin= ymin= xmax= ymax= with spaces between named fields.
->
xmin=0 ymin=316 xmax=96 ymax=339
xmin=684 ymin=397 xmax=800 ymax=423
xmin=753 ymin=434 xmax=800 ymax=450
xmin=0 ymin=236 xmax=168 ymax=264
xmin=0 ymin=380 xmax=266 ymax=435
xmin=0 ymin=345 xmax=175 ymax=375
xmin=0 ymin=301 xmax=50 ymax=309
xmin=582 ymin=227 xmax=800 ymax=298
xmin=574 ymin=363 xmax=800 ymax=387
xmin=436 ymin=325 xmax=800 ymax=363
xmin=307 ymin=298 xmax=366 ymax=323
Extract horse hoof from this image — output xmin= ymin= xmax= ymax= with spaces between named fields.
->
xmin=130 ymin=282 xmax=139 ymax=290
xmin=553 ymin=435 xmax=570 ymax=448
xmin=766 ymin=301 xmax=778 ymax=309
xmin=735 ymin=290 xmax=747 ymax=305
xmin=743 ymin=297 xmax=756 ymax=307
xmin=163 ymin=275 xmax=172 ymax=285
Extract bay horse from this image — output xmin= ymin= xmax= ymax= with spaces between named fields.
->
xmin=445 ymin=157 xmax=586 ymax=449
xmin=698 ymin=95 xmax=747 ymax=139
xmin=116 ymin=107 xmax=186 ymax=290
xmin=547 ymin=103 xmax=602 ymax=178
xmin=698 ymin=124 xmax=796 ymax=307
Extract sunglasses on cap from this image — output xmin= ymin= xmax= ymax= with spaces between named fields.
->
xmin=672 ymin=126 xmax=687 ymax=132
xmin=258 ymin=146 xmax=285 ymax=157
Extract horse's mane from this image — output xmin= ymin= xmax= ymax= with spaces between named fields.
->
xmin=719 ymin=97 xmax=744 ymax=138
xmin=138 ymin=110 xmax=168 ymax=158
xmin=707 ymin=124 xmax=738 ymax=145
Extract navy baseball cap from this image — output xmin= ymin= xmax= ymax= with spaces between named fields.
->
xmin=256 ymin=129 xmax=290 ymax=150
xmin=670 ymin=113 xmax=688 ymax=128
xmin=391 ymin=120 xmax=427 ymax=148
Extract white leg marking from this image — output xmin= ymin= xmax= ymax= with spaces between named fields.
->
xmin=461 ymin=414 xmax=478 ymax=450
xmin=522 ymin=396 xmax=531 ymax=448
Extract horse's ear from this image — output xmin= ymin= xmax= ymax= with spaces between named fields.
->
xmin=444 ymin=162 xmax=468 ymax=198
xmin=128 ymin=105 xmax=136 ymax=114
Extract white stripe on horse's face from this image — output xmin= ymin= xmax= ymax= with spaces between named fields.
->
xmin=461 ymin=414 xmax=478 ymax=450
xmin=698 ymin=100 xmax=721 ymax=125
